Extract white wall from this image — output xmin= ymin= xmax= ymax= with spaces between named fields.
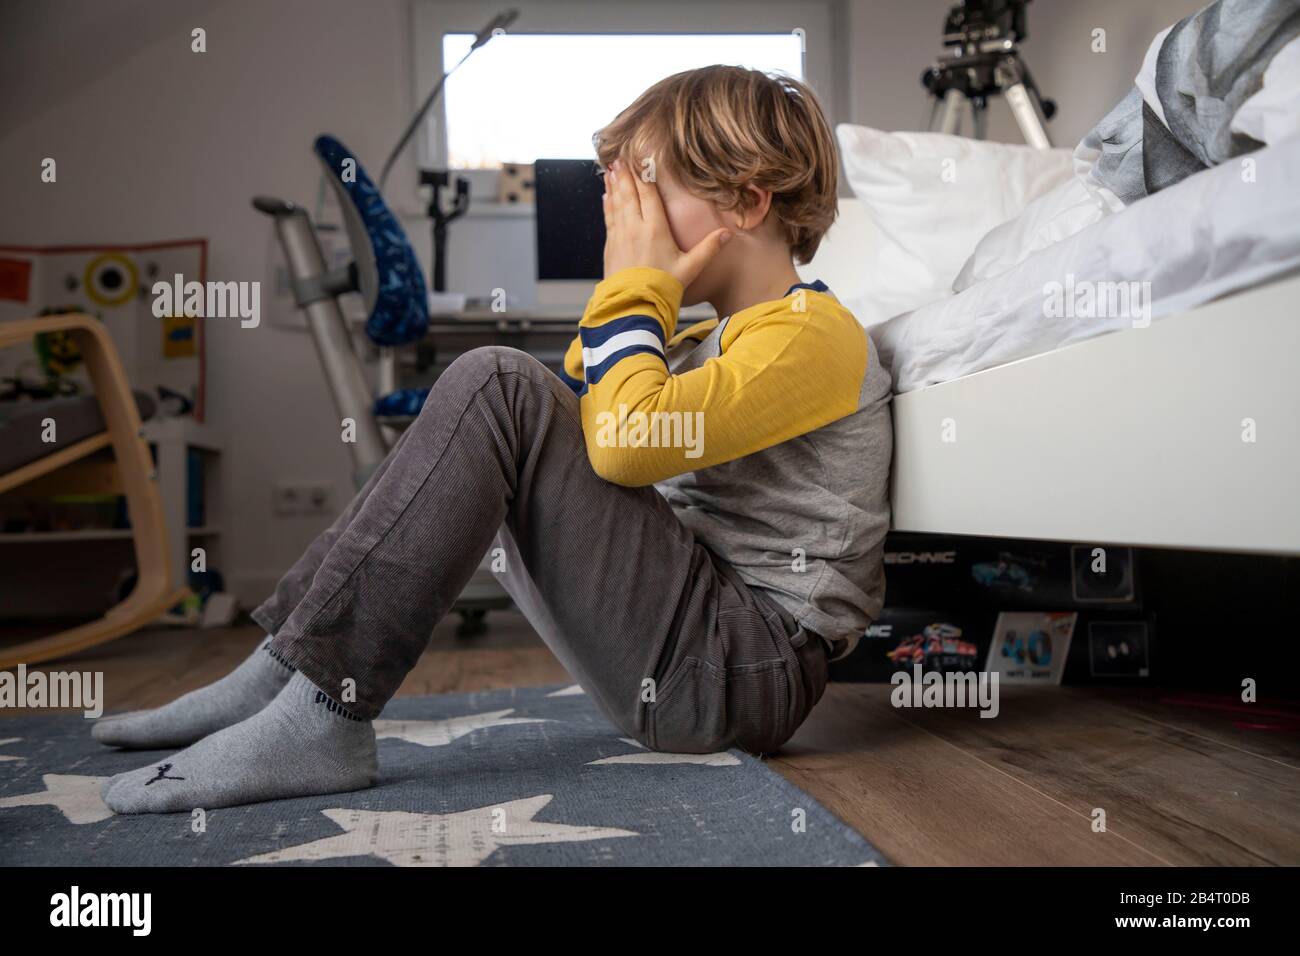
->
xmin=842 ymin=0 xmax=1206 ymax=144
xmin=0 ymin=0 xmax=1209 ymax=608
xmin=0 ymin=0 xmax=418 ymax=604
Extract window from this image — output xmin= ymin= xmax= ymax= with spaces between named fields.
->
xmin=441 ymin=33 xmax=805 ymax=169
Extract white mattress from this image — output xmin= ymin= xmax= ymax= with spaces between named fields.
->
xmin=866 ymin=134 xmax=1300 ymax=393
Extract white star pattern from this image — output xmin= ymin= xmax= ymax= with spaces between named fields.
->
xmin=0 ymin=773 xmax=112 ymax=824
xmin=233 ymin=794 xmax=637 ymax=867
xmin=0 ymin=737 xmax=23 ymax=763
xmin=373 ymin=708 xmax=548 ymax=748
xmin=547 ymin=684 xmax=584 ymax=697
xmin=587 ymin=738 xmax=742 ymax=767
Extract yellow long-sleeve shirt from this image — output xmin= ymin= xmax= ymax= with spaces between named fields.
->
xmin=560 ymin=266 xmax=894 ymax=659
xmin=561 ymin=267 xmax=870 ymax=486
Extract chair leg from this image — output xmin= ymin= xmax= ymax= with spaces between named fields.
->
xmin=0 ymin=586 xmax=188 ymax=670
xmin=1 ymin=313 xmax=181 ymax=669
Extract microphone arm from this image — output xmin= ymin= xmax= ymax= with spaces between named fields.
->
xmin=378 ymin=9 xmax=518 ymax=191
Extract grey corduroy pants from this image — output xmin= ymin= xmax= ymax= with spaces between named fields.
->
xmin=253 ymin=346 xmax=827 ymax=754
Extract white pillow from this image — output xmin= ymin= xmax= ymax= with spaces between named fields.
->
xmin=835 ymin=124 xmax=1073 ymax=325
xmin=954 ymin=33 xmax=1300 ymax=295
xmin=1233 ymin=35 xmax=1300 ymax=145
xmin=953 ymin=175 xmax=1113 ymax=291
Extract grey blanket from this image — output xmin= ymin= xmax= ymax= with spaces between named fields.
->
xmin=1083 ymin=0 xmax=1300 ymax=204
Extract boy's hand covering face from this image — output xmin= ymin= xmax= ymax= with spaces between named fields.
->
xmin=602 ymin=160 xmax=732 ymax=289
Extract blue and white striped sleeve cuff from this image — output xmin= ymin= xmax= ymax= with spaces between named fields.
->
xmin=578 ymin=314 xmax=667 ymax=389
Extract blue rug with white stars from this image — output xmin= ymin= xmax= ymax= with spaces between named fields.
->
xmin=0 ymin=683 xmax=886 ymax=867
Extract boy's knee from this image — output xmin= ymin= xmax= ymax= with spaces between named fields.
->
xmin=429 ymin=347 xmax=568 ymax=423
xmin=425 ymin=346 xmax=543 ymax=405
xmin=447 ymin=345 xmax=544 ymax=381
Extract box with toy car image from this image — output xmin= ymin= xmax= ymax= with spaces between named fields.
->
xmin=880 ymin=533 xmax=1140 ymax=610
xmin=829 ymin=607 xmax=998 ymax=683
xmin=830 ymin=607 xmax=1156 ymax=685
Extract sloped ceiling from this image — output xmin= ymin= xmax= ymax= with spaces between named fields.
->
xmin=0 ymin=0 xmax=227 ymax=139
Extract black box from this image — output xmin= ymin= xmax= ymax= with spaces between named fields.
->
xmin=1067 ymin=613 xmax=1155 ymax=682
xmin=831 ymin=606 xmax=1155 ymax=684
xmin=830 ymin=607 xmax=998 ymax=682
xmin=882 ymin=533 xmax=1139 ymax=610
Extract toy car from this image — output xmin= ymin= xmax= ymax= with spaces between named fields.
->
xmin=971 ymin=550 xmax=1046 ymax=593
xmin=887 ymin=622 xmax=979 ymax=672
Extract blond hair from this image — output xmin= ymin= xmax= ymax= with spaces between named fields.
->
xmin=594 ymin=65 xmax=839 ymax=264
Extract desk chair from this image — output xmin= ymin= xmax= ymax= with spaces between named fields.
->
xmin=253 ymin=136 xmax=509 ymax=634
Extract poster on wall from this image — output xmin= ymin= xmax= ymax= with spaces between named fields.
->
xmin=0 ymin=239 xmax=207 ymax=421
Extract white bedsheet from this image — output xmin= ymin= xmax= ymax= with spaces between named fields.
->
xmin=864 ymin=134 xmax=1300 ymax=394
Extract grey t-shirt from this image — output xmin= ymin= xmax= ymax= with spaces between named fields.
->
xmin=656 ymin=284 xmax=893 ymax=659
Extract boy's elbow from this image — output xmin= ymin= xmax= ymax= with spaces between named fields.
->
xmin=586 ymin=446 xmax=657 ymax=487
xmin=588 ymin=454 xmax=641 ymax=487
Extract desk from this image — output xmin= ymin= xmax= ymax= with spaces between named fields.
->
xmin=378 ymin=304 xmax=715 ymax=428
xmin=410 ymin=311 xmax=579 ymax=382
xmin=409 ymin=304 xmax=714 ymax=375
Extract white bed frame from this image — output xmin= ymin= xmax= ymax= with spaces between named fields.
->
xmin=799 ymin=197 xmax=1300 ymax=556
xmin=887 ymin=274 xmax=1300 ymax=555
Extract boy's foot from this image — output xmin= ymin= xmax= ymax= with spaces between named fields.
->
xmin=101 ymin=672 xmax=377 ymax=814
xmin=91 ymin=639 xmax=295 ymax=749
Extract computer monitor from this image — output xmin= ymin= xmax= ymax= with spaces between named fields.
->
xmin=534 ymin=158 xmax=605 ymax=307
xmin=531 ymin=157 xmax=712 ymax=320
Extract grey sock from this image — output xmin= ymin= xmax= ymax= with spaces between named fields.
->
xmin=101 ymin=672 xmax=377 ymax=814
xmin=92 ymin=639 xmax=294 ymax=750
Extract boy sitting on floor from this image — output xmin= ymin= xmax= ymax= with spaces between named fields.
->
xmin=94 ymin=65 xmax=893 ymax=813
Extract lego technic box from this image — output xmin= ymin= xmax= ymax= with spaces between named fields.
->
xmin=829 ymin=607 xmax=1154 ymax=685
xmin=880 ymin=533 xmax=1140 ymax=609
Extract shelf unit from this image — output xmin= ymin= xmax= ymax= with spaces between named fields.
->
xmin=140 ymin=417 xmax=225 ymax=593
xmin=0 ymin=416 xmax=224 ymax=619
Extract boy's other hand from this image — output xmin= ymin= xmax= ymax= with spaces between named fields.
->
xmin=602 ymin=160 xmax=732 ymax=290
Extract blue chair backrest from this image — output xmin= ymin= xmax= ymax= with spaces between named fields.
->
xmin=314 ymin=135 xmax=429 ymax=347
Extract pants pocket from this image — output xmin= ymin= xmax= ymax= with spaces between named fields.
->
xmin=724 ymin=659 xmax=794 ymax=756
xmin=646 ymin=654 xmax=797 ymax=756
xmin=646 ymin=597 xmax=808 ymax=755
xmin=646 ymin=657 xmax=729 ymax=754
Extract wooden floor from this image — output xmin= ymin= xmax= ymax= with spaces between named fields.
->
xmin=3 ymin=613 xmax=1297 ymax=866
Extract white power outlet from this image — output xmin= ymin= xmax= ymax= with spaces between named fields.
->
xmin=272 ymin=481 xmax=333 ymax=516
